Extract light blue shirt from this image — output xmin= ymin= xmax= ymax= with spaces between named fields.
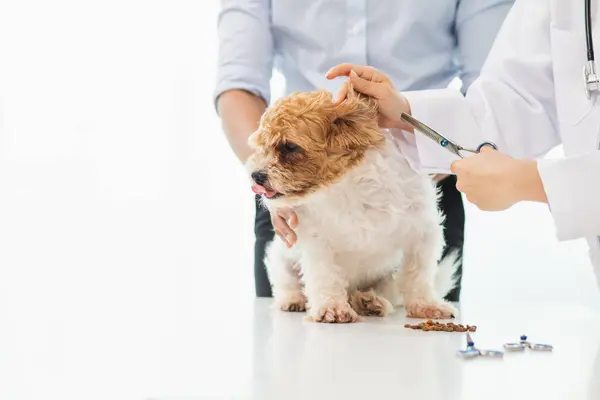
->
xmin=214 ymin=0 xmax=514 ymax=106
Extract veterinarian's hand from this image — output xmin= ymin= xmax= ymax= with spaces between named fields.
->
xmin=271 ymin=208 xmax=298 ymax=248
xmin=326 ymin=64 xmax=413 ymax=131
xmin=450 ymin=147 xmax=547 ymax=211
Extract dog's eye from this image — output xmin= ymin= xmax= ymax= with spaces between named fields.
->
xmin=280 ymin=142 xmax=301 ymax=153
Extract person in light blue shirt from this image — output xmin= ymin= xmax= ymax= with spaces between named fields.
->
xmin=214 ymin=0 xmax=514 ymax=302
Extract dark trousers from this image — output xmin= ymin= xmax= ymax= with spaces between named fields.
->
xmin=253 ymin=175 xmax=465 ymax=302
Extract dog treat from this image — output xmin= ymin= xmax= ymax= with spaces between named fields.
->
xmin=405 ymin=320 xmax=477 ymax=332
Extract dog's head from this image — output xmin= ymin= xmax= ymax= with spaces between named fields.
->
xmin=246 ymin=88 xmax=385 ymax=207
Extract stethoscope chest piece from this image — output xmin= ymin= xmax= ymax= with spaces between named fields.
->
xmin=584 ymin=61 xmax=600 ymax=100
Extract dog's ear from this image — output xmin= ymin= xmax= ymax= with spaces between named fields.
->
xmin=326 ymin=86 xmax=384 ymax=152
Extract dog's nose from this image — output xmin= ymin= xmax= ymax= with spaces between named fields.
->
xmin=252 ymin=171 xmax=268 ymax=185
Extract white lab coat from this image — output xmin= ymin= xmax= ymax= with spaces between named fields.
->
xmin=393 ymin=0 xmax=600 ymax=283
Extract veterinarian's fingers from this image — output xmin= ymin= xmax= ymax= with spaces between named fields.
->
xmin=354 ymin=66 xmax=386 ymax=83
xmin=328 ymin=64 xmax=388 ymax=82
xmin=371 ymin=69 xmax=387 ymax=83
xmin=334 ymin=82 xmax=350 ymax=104
xmin=326 ymin=64 xmax=377 ymax=80
xmin=326 ymin=63 xmax=359 ymax=79
xmin=349 ymin=70 xmax=385 ymax=99
xmin=478 ymin=144 xmax=496 ymax=153
xmin=354 ymin=66 xmax=376 ymax=81
xmin=450 ymin=160 xmax=461 ymax=174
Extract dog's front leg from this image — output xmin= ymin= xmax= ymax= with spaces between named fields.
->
xmin=398 ymin=238 xmax=457 ymax=319
xmin=301 ymin=242 xmax=358 ymax=323
xmin=265 ymin=239 xmax=307 ymax=312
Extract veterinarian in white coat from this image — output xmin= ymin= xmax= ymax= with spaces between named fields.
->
xmin=326 ymin=0 xmax=600 ymax=285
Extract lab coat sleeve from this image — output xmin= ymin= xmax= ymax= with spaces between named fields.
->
xmin=392 ymin=0 xmax=561 ymax=174
xmin=537 ymin=153 xmax=600 ymax=240
xmin=213 ymin=0 xmax=274 ymax=109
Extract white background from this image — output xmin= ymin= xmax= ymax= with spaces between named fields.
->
xmin=0 ymin=1 xmax=598 ymax=399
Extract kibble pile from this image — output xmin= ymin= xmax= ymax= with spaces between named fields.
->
xmin=404 ymin=320 xmax=477 ymax=332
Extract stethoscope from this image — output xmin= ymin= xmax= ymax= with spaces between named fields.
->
xmin=584 ymin=0 xmax=600 ymax=99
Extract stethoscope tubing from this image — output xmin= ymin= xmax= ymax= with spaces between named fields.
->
xmin=587 ymin=0 xmax=595 ymax=62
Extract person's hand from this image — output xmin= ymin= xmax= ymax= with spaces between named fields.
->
xmin=450 ymin=147 xmax=547 ymax=211
xmin=271 ymin=208 xmax=298 ymax=248
xmin=326 ymin=64 xmax=413 ymax=131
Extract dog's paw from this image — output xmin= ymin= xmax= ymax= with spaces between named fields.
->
xmin=274 ymin=291 xmax=307 ymax=312
xmin=309 ymin=302 xmax=359 ymax=323
xmin=404 ymin=300 xmax=457 ymax=319
xmin=348 ymin=289 xmax=393 ymax=317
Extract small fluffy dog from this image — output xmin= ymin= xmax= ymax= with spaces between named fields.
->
xmin=246 ymin=88 xmax=458 ymax=323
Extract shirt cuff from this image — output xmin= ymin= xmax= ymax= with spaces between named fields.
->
xmin=213 ymin=79 xmax=270 ymax=113
xmin=537 ymin=154 xmax=600 ymax=241
xmin=394 ymin=88 xmax=482 ymax=174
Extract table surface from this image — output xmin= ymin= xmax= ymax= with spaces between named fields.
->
xmin=155 ymin=299 xmax=600 ymax=400
xmin=3 ymin=292 xmax=600 ymax=400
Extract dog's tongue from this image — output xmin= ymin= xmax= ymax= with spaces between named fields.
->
xmin=251 ymin=184 xmax=277 ymax=198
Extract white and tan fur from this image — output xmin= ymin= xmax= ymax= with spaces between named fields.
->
xmin=247 ymin=89 xmax=458 ymax=323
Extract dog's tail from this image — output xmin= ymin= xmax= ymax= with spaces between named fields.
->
xmin=435 ymin=250 xmax=461 ymax=299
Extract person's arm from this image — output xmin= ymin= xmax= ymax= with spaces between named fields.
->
xmin=214 ymin=0 xmax=273 ymax=163
xmin=217 ymin=90 xmax=267 ymax=162
xmin=397 ymin=0 xmax=560 ymax=173
xmin=448 ymin=143 xmax=600 ymax=241
xmin=402 ymin=0 xmax=600 ymax=240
